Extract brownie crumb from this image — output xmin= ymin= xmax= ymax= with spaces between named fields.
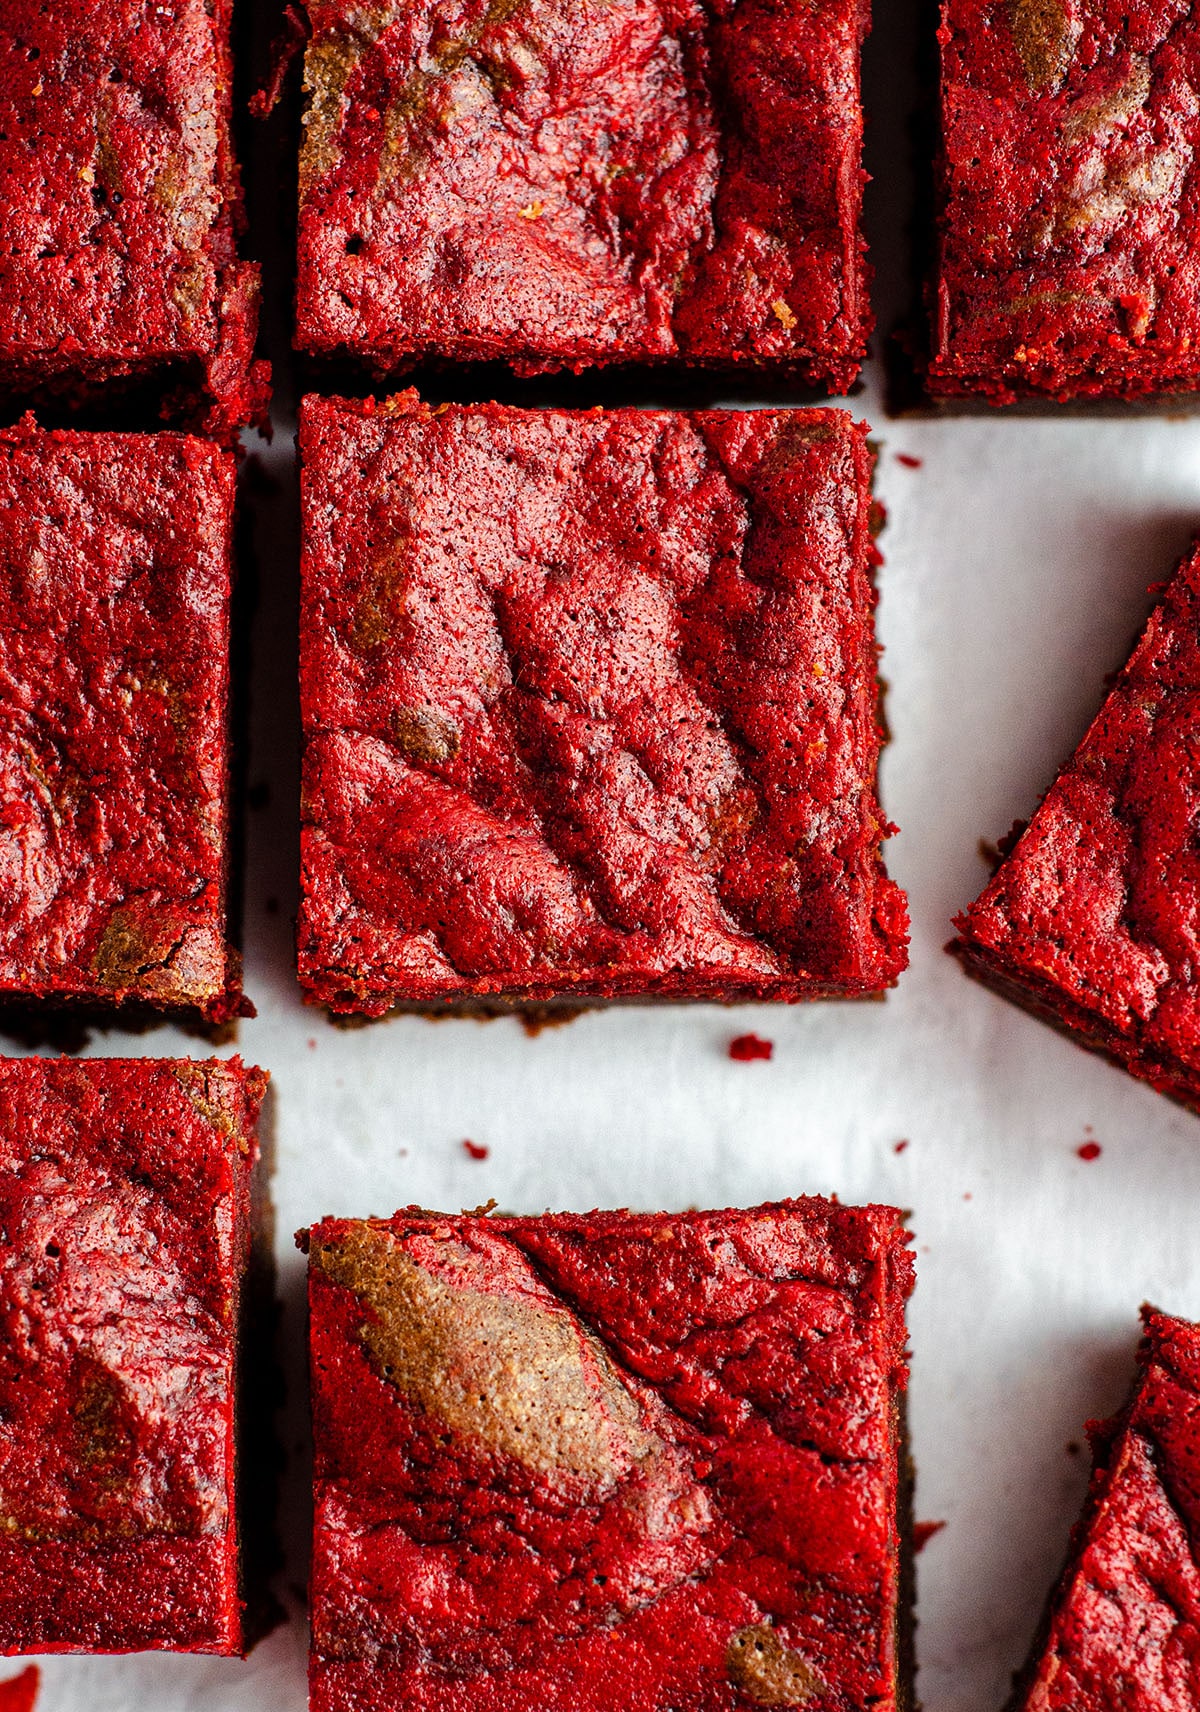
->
xmin=730 ymin=1033 xmax=774 ymax=1062
xmin=0 ymin=1665 xmax=38 ymax=1712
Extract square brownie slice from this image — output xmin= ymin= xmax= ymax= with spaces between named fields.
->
xmin=1009 ymin=1307 xmax=1200 ymax=1712
xmin=304 ymin=1197 xmax=915 ymax=1712
xmin=953 ymin=540 xmax=1200 ymax=1112
xmin=294 ymin=0 xmax=872 ymax=387
xmin=0 ymin=420 xmax=247 ymax=1026
xmin=928 ymin=2 xmax=1200 ymax=403
xmin=297 ymin=393 xmax=908 ymax=1015
xmin=0 ymin=1055 xmax=266 ymax=1654
xmin=0 ymin=0 xmax=268 ymax=434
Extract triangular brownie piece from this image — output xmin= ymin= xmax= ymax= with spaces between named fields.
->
xmin=954 ymin=541 xmax=1200 ymax=1111
xmin=1012 ymin=1309 xmax=1200 ymax=1712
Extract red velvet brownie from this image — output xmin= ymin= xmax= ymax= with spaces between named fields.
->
xmin=1010 ymin=1307 xmax=1200 ymax=1712
xmin=0 ymin=0 xmax=268 ymax=434
xmin=953 ymin=540 xmax=1200 ymax=1112
xmin=929 ymin=1 xmax=1200 ymax=403
xmin=0 ymin=419 xmax=247 ymax=1025
xmin=304 ymin=1197 xmax=915 ymax=1712
xmin=294 ymin=0 xmax=872 ymax=386
xmin=297 ymin=393 xmax=908 ymax=1015
xmin=0 ymin=1054 xmax=265 ymax=1653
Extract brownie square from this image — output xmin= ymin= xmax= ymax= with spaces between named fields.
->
xmin=297 ymin=393 xmax=908 ymax=1015
xmin=1010 ymin=1308 xmax=1200 ymax=1712
xmin=305 ymin=1198 xmax=915 ymax=1712
xmin=953 ymin=540 xmax=1200 ymax=1111
xmin=0 ymin=1055 xmax=265 ymax=1654
xmin=294 ymin=0 xmax=872 ymax=387
xmin=0 ymin=420 xmax=246 ymax=1024
xmin=928 ymin=2 xmax=1200 ymax=403
xmin=0 ymin=0 xmax=267 ymax=433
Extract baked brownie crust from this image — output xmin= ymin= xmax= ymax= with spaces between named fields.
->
xmin=294 ymin=0 xmax=871 ymax=386
xmin=1010 ymin=1308 xmax=1200 ymax=1712
xmin=953 ymin=540 xmax=1200 ymax=1111
xmin=0 ymin=1055 xmax=266 ymax=1654
xmin=0 ymin=0 xmax=268 ymax=432
xmin=297 ymin=393 xmax=908 ymax=1015
xmin=0 ymin=420 xmax=245 ymax=1023
xmin=304 ymin=1198 xmax=915 ymax=1712
xmin=930 ymin=1 xmax=1200 ymax=403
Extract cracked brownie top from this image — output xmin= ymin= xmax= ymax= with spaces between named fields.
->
xmin=931 ymin=0 xmax=1200 ymax=400
xmin=294 ymin=0 xmax=872 ymax=387
xmin=0 ymin=1054 xmax=264 ymax=1654
xmin=304 ymin=1198 xmax=914 ymax=1712
xmin=1012 ymin=1307 xmax=1200 ymax=1712
xmin=0 ymin=420 xmax=243 ymax=1021
xmin=297 ymin=392 xmax=908 ymax=1013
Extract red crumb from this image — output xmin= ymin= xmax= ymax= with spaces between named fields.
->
xmin=893 ymin=1140 xmax=909 ymax=1154
xmin=913 ymin=1521 xmax=946 ymax=1553
xmin=963 ymin=1192 xmax=972 ymax=1201
xmin=0 ymin=1667 xmax=38 ymax=1712
xmin=307 ymin=1038 xmax=317 ymax=1051
xmin=729 ymin=1033 xmax=774 ymax=1062
xmin=895 ymin=453 xmax=923 ymax=469
xmin=462 ymin=1139 xmax=490 ymax=1161
xmin=1076 ymin=1142 xmax=1102 ymax=1162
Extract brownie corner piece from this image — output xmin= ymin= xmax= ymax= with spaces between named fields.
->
xmin=306 ymin=1197 xmax=915 ymax=1712
xmin=294 ymin=0 xmax=871 ymax=385
xmin=952 ymin=537 xmax=1200 ymax=1111
xmin=296 ymin=393 xmax=908 ymax=1016
xmin=0 ymin=1054 xmax=267 ymax=1655
xmin=1009 ymin=1306 xmax=1200 ymax=1712
xmin=929 ymin=2 xmax=1200 ymax=404
xmin=0 ymin=0 xmax=269 ymax=432
xmin=0 ymin=419 xmax=246 ymax=1026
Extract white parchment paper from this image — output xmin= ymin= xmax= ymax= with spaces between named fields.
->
xmin=14 ymin=7 xmax=1200 ymax=1707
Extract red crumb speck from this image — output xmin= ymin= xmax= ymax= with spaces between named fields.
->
xmin=893 ymin=1139 xmax=909 ymax=1154
xmin=730 ymin=1033 xmax=773 ymax=1062
xmin=913 ymin=1520 xmax=946 ymax=1552
xmin=896 ymin=452 xmax=923 ymax=469
xmin=963 ymin=1192 xmax=972 ymax=1201
xmin=462 ymin=1139 xmax=490 ymax=1161
xmin=0 ymin=1665 xmax=39 ymax=1712
xmin=307 ymin=1037 xmax=317 ymax=1050
xmin=1076 ymin=1142 xmax=1102 ymax=1161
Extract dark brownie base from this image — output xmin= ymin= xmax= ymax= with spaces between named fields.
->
xmin=951 ymin=938 xmax=1200 ymax=1118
